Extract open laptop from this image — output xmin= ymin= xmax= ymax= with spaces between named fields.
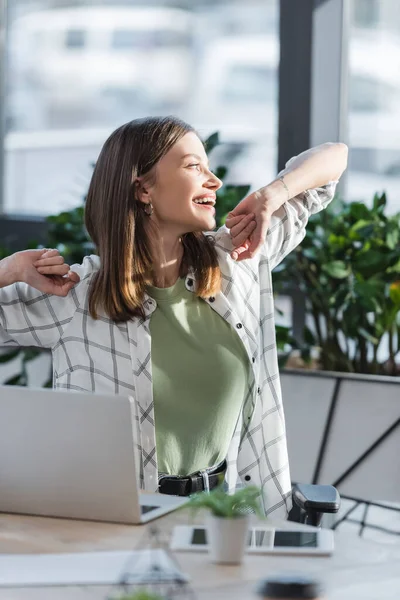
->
xmin=0 ymin=386 xmax=188 ymax=524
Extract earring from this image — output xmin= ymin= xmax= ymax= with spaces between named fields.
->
xmin=144 ymin=202 xmax=153 ymax=216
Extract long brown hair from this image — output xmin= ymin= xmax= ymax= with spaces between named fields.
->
xmin=85 ymin=116 xmax=222 ymax=322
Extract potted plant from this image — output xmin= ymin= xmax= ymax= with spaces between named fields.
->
xmin=273 ymin=192 xmax=400 ymax=375
xmin=184 ymin=484 xmax=263 ymax=565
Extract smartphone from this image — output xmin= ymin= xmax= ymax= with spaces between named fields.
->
xmin=170 ymin=525 xmax=334 ymax=556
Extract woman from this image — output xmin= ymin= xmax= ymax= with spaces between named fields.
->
xmin=0 ymin=116 xmax=347 ymax=517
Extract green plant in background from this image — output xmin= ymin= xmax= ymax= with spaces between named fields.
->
xmin=46 ymin=204 xmax=95 ymax=265
xmin=183 ymin=483 xmax=263 ymax=519
xmin=273 ymin=192 xmax=400 ymax=375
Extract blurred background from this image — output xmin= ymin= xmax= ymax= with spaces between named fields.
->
xmin=1 ymin=0 xmax=400 ymax=216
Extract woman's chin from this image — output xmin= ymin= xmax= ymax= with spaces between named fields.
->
xmin=194 ymin=215 xmax=216 ymax=231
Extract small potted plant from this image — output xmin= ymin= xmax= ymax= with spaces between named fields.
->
xmin=185 ymin=484 xmax=263 ymax=565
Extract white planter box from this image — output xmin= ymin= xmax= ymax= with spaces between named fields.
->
xmin=281 ymin=368 xmax=400 ymax=504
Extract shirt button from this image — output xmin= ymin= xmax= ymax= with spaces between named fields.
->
xmin=252 ymin=357 xmax=255 ymax=363
xmin=244 ymin=475 xmax=251 ymax=481
xmin=236 ymin=323 xmax=243 ymax=329
xmin=209 ymin=297 xmax=215 ymax=303
xmin=257 ymin=387 xmax=261 ymax=394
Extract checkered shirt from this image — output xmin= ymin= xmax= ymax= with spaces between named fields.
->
xmin=0 ymin=177 xmax=337 ymax=518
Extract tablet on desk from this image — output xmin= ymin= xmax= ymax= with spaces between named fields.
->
xmin=170 ymin=526 xmax=334 ymax=556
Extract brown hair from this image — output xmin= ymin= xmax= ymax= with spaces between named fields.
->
xmin=85 ymin=116 xmax=221 ymax=322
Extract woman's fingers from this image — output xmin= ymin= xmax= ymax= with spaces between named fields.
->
xmin=231 ymin=241 xmax=250 ymax=261
xmin=66 ymin=270 xmax=80 ymax=284
xmin=36 ymin=264 xmax=70 ymax=276
xmin=230 ymin=219 xmax=257 ymax=248
xmin=34 ymin=255 xmax=65 ymax=267
xmin=226 ymin=212 xmax=254 ymax=230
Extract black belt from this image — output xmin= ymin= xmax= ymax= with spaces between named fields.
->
xmin=158 ymin=460 xmax=227 ymax=496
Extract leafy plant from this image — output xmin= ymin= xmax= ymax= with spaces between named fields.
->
xmin=183 ymin=483 xmax=263 ymax=519
xmin=273 ymin=192 xmax=400 ymax=375
xmin=46 ymin=204 xmax=95 ymax=265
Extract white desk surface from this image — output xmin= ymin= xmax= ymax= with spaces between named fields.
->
xmin=0 ymin=511 xmax=398 ymax=600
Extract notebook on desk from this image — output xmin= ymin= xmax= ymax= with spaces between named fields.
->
xmin=0 ymin=385 xmax=187 ymax=524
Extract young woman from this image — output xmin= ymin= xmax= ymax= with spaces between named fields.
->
xmin=0 ymin=116 xmax=348 ymax=517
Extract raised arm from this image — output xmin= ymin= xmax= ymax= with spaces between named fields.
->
xmin=0 ymin=249 xmax=81 ymax=348
xmin=268 ymin=142 xmax=347 ymax=202
xmin=225 ymin=142 xmax=348 ymax=266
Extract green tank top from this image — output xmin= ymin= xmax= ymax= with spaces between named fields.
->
xmin=148 ymin=276 xmax=251 ymax=476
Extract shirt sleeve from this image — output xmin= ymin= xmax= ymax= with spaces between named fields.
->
xmin=265 ymin=156 xmax=338 ymax=271
xmin=0 ymin=255 xmax=96 ymax=349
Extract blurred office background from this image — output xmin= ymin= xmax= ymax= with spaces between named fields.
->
xmin=1 ymin=0 xmax=400 ymax=220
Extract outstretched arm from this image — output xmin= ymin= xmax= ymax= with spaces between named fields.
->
xmin=0 ymin=249 xmax=80 ymax=348
xmin=226 ymin=142 xmax=348 ymax=263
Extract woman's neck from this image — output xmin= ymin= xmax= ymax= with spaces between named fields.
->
xmin=151 ymin=234 xmax=184 ymax=288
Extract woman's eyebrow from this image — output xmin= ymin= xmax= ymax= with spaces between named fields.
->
xmin=181 ymin=153 xmax=210 ymax=167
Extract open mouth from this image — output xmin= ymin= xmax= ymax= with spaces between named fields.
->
xmin=192 ymin=196 xmax=216 ymax=213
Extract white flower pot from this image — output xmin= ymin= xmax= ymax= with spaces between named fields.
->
xmin=205 ymin=514 xmax=250 ymax=564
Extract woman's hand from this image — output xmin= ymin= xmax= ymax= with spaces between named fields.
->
xmin=225 ymin=184 xmax=285 ymax=262
xmin=226 ymin=143 xmax=348 ymax=262
xmin=0 ymin=249 xmax=80 ymax=296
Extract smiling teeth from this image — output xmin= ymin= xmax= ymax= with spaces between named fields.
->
xmin=194 ymin=199 xmax=213 ymax=204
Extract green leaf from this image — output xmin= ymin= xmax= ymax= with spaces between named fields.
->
xmin=0 ymin=348 xmax=21 ymax=364
xmin=321 ymin=260 xmax=350 ymax=279
xmin=4 ymin=373 xmax=27 ymax=386
xmin=21 ymin=348 xmax=42 ymax=363
xmin=303 ymin=325 xmax=316 ymax=346
xmin=204 ymin=131 xmax=220 ymax=154
xmin=349 ymin=202 xmax=371 ymax=221
xmin=386 ymin=229 xmax=399 ymax=250
xmin=358 ymin=327 xmax=379 ymax=345
xmin=183 ymin=484 xmax=263 ymax=519
xmin=354 ymin=250 xmax=390 ymax=275
xmin=350 ymin=220 xmax=375 ymax=239
xmin=214 ymin=165 xmax=227 ymax=180
xmin=387 ymin=258 xmax=400 ymax=273
xmin=372 ymin=192 xmax=387 ymax=213
xmin=389 ymin=282 xmax=400 ymax=306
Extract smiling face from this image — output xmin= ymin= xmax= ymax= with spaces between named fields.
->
xmin=137 ymin=132 xmax=223 ymax=236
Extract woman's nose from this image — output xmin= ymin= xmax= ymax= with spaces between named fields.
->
xmin=206 ymin=170 xmax=223 ymax=191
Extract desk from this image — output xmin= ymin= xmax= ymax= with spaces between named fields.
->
xmin=0 ymin=512 xmax=398 ymax=600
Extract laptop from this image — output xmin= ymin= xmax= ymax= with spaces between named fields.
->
xmin=0 ymin=386 xmax=188 ymax=524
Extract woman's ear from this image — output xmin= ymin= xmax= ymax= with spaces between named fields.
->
xmin=134 ymin=178 xmax=151 ymax=204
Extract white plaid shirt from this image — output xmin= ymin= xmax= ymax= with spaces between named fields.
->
xmin=0 ymin=178 xmax=337 ymax=518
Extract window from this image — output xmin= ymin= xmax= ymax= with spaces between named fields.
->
xmin=65 ymin=29 xmax=86 ymax=49
xmin=111 ymin=30 xmax=148 ymax=50
xmin=347 ymin=0 xmax=400 ymax=210
xmin=222 ymin=66 xmax=276 ymax=103
xmin=349 ymin=75 xmax=398 ymax=112
xmin=3 ymin=1 xmax=279 ymax=216
xmin=353 ymin=0 xmax=380 ymax=28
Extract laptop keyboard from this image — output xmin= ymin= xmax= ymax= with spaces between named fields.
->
xmin=141 ymin=505 xmax=158 ymax=515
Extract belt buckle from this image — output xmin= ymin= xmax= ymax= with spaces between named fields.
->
xmin=199 ymin=469 xmax=210 ymax=493
xmin=158 ymin=473 xmax=171 ymax=491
